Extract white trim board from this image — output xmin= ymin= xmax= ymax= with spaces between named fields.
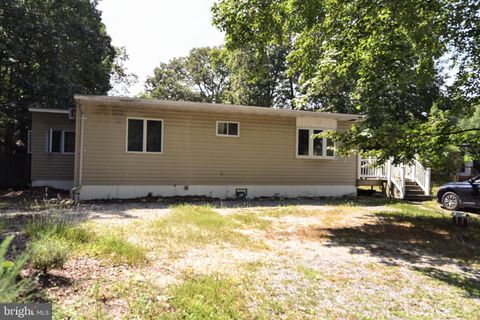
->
xmin=32 ymin=180 xmax=74 ymax=190
xmin=77 ymin=184 xmax=357 ymax=201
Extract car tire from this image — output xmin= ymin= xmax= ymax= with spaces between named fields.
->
xmin=441 ymin=191 xmax=461 ymax=211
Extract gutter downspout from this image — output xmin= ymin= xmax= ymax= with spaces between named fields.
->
xmin=71 ymin=102 xmax=85 ymax=202
xmin=79 ymin=103 xmax=85 ymax=187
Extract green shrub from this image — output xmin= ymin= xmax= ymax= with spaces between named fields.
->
xmin=0 ymin=236 xmax=31 ymax=302
xmin=29 ymin=238 xmax=69 ymax=273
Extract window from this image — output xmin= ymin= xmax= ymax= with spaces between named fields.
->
xmin=127 ymin=118 xmax=163 ymax=153
xmin=297 ymin=129 xmax=309 ymax=156
xmin=51 ymin=130 xmax=61 ymax=153
xmin=47 ymin=129 xmax=75 ymax=154
xmin=296 ymin=128 xmax=335 ymax=158
xmin=27 ymin=130 xmax=32 ymax=154
xmin=216 ymin=121 xmax=239 ymax=137
xmin=64 ymin=131 xmax=75 ymax=153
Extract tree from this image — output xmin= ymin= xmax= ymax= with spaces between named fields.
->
xmin=227 ymin=44 xmax=296 ymax=108
xmin=145 ymin=45 xmax=297 ymax=108
xmin=109 ymin=47 xmax=138 ymax=96
xmin=145 ymin=47 xmax=230 ymax=103
xmin=212 ymin=0 xmax=480 ymax=167
xmin=0 ymin=0 xmax=117 ymax=152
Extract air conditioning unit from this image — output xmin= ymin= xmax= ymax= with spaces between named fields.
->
xmin=68 ymin=108 xmax=76 ymax=120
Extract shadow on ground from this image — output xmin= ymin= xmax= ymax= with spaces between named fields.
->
xmin=313 ymin=209 xmax=480 ymax=298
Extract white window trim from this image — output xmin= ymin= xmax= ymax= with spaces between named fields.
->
xmin=295 ymin=128 xmax=336 ymax=159
xmin=216 ymin=121 xmax=240 ymax=137
xmin=126 ymin=117 xmax=164 ymax=154
xmin=47 ymin=129 xmax=75 ymax=155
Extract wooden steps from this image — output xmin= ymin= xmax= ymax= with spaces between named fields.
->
xmin=404 ymin=181 xmax=431 ymax=201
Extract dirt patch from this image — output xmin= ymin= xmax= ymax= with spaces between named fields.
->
xmin=0 ymin=188 xmax=71 ymax=211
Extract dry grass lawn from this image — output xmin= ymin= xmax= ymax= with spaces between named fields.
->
xmin=1 ymin=196 xmax=480 ymax=319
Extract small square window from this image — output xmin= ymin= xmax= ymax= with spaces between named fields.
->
xmin=216 ymin=121 xmax=239 ymax=137
xmin=228 ymin=123 xmax=238 ymax=136
xmin=217 ymin=122 xmax=228 ymax=135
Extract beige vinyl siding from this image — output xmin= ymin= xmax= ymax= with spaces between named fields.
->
xmin=31 ymin=112 xmax=75 ymax=181
xmin=76 ymin=104 xmax=356 ymax=186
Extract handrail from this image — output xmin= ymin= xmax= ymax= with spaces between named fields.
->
xmin=390 ymin=162 xmax=405 ymax=199
xmin=412 ymin=159 xmax=431 ymax=196
xmin=359 ymin=157 xmax=431 ymax=198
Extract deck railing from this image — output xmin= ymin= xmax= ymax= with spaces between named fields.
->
xmin=359 ymin=158 xmax=387 ymax=179
xmin=359 ymin=157 xmax=431 ymax=199
xmin=390 ymin=163 xmax=405 ymax=199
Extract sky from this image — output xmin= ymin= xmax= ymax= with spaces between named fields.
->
xmin=97 ymin=0 xmax=225 ymax=96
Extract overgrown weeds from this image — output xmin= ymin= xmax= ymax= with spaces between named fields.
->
xmin=24 ymin=215 xmax=147 ymax=269
xmin=29 ymin=237 xmax=69 ymax=273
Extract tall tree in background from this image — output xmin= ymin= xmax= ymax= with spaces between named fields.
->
xmin=0 ymin=0 xmax=117 ymax=152
xmin=145 ymin=45 xmax=297 ymax=108
xmin=110 ymin=47 xmax=138 ymax=96
xmin=145 ymin=47 xmax=229 ymax=103
xmin=212 ymin=0 xmax=480 ymax=169
xmin=227 ymin=44 xmax=296 ymax=107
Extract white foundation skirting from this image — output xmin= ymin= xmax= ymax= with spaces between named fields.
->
xmin=77 ymin=184 xmax=357 ymax=200
xmin=32 ymin=180 xmax=74 ymax=190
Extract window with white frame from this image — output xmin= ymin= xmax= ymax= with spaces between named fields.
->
xmin=47 ymin=129 xmax=75 ymax=154
xmin=127 ymin=118 xmax=163 ymax=153
xmin=216 ymin=121 xmax=239 ymax=137
xmin=296 ymin=128 xmax=335 ymax=158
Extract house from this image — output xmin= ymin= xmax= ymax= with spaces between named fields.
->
xmin=29 ymin=95 xmax=363 ymax=201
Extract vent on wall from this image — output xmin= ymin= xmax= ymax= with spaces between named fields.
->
xmin=236 ymin=188 xmax=248 ymax=199
xmin=68 ymin=108 xmax=76 ymax=120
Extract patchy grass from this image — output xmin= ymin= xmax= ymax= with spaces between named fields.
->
xmin=86 ymin=234 xmax=147 ymax=266
xmin=12 ymin=198 xmax=480 ymax=319
xmin=167 ymin=274 xmax=249 ymax=320
xmin=147 ymin=205 xmax=267 ymax=255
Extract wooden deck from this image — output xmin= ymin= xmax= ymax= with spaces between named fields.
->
xmin=357 ymin=158 xmax=431 ymax=199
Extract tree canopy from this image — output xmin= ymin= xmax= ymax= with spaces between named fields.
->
xmin=144 ymin=45 xmax=297 ymax=108
xmin=145 ymin=47 xmax=229 ymax=103
xmin=212 ymin=0 xmax=480 ymax=169
xmin=0 ymin=0 xmax=118 ymax=152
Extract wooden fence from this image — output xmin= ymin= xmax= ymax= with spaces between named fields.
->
xmin=0 ymin=153 xmax=31 ymax=188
